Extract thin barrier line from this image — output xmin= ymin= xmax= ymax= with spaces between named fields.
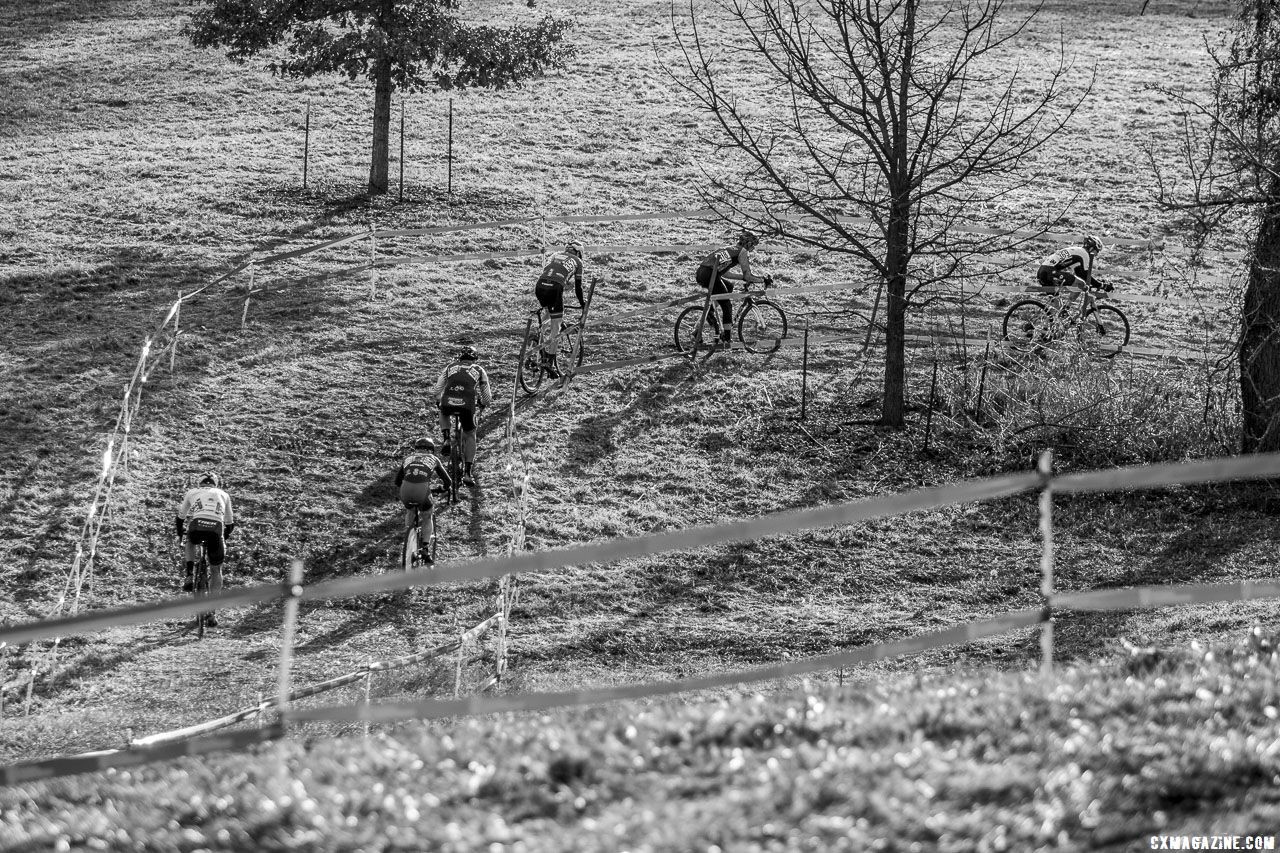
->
xmin=291 ymin=610 xmax=1047 ymax=725
xmin=8 ymin=450 xmax=1280 ymax=648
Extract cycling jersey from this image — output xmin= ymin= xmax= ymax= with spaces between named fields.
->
xmin=537 ymin=252 xmax=585 ymax=307
xmin=1039 ymin=246 xmax=1094 ymax=281
xmin=430 ymin=362 xmax=493 ymax=410
xmin=178 ymin=487 xmax=234 ymax=526
xmin=699 ymin=245 xmax=747 ymax=276
xmin=395 ymin=451 xmax=450 ymax=506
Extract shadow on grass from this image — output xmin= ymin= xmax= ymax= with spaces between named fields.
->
xmin=562 ymin=361 xmax=695 ymax=474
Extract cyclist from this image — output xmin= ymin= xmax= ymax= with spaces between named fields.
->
xmin=695 ymin=230 xmax=772 ymax=348
xmin=394 ymin=437 xmax=453 ymax=563
xmin=1037 ymin=235 xmax=1111 ymax=295
xmin=175 ymin=471 xmax=235 ymax=627
xmin=534 ymin=241 xmax=585 ymax=378
xmin=431 ymin=345 xmax=493 ymax=486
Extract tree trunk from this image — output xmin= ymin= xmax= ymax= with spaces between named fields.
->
xmin=1240 ymin=191 xmax=1280 ymax=453
xmin=881 ymin=203 xmax=911 ymax=429
xmin=368 ymin=60 xmax=393 ymax=195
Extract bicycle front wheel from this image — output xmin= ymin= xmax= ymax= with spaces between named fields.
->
xmin=1001 ymin=299 xmax=1052 ymax=352
xmin=402 ymin=525 xmax=420 ymax=572
xmin=738 ymin=300 xmax=788 ymax=354
xmin=516 ymin=317 xmax=544 ymax=395
xmin=674 ymin=306 xmax=719 ymax=354
xmin=1080 ymin=305 xmax=1130 ymax=358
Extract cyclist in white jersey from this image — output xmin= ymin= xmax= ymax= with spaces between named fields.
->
xmin=1037 ymin=234 xmax=1110 ymax=293
xmin=175 ymin=471 xmax=236 ymax=627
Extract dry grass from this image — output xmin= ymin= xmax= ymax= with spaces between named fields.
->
xmin=3 ymin=0 xmax=1280 ymax=843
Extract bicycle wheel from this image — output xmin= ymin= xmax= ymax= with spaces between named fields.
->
xmin=738 ymin=299 xmax=788 ymax=354
xmin=560 ymin=323 xmax=586 ymax=367
xmin=1001 ymin=299 xmax=1053 ymax=351
xmin=674 ymin=306 xmax=720 ymax=354
xmin=516 ymin=316 xmax=544 ymax=395
xmin=449 ymin=420 xmax=463 ymax=502
xmin=1079 ymin=305 xmax=1130 ymax=358
xmin=402 ymin=522 xmax=420 ymax=572
xmin=194 ymin=554 xmax=209 ymax=639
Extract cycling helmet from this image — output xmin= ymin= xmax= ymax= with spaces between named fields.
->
xmin=197 ymin=471 xmax=220 ymax=489
xmin=737 ymin=230 xmax=760 ymax=250
xmin=457 ymin=345 xmax=478 ymax=362
xmin=413 ymin=437 xmax=436 ymax=452
xmin=565 ymin=241 xmax=584 ymax=258
xmin=1083 ymin=235 xmax=1104 ymax=255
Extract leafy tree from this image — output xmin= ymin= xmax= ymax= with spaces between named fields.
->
xmin=186 ymin=0 xmax=574 ymax=195
xmin=671 ymin=0 xmax=1089 ymax=428
xmin=1153 ymin=0 xmax=1280 ymax=452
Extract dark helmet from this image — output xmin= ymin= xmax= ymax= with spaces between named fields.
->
xmin=565 ymin=241 xmax=584 ymax=258
xmin=457 ymin=345 xmax=478 ymax=362
xmin=737 ymin=230 xmax=760 ymax=250
xmin=197 ymin=471 xmax=221 ymax=489
xmin=1083 ymin=234 xmax=1104 ymax=255
xmin=413 ymin=437 xmax=436 ymax=452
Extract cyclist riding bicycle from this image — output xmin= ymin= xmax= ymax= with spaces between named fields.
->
xmin=394 ymin=437 xmax=453 ymax=564
xmin=534 ymin=241 xmax=585 ymax=379
xmin=175 ymin=471 xmax=236 ymax=628
xmin=696 ymin=230 xmax=772 ymax=348
xmin=430 ymin=345 xmax=493 ymax=487
xmin=1037 ymin=235 xmax=1112 ymax=297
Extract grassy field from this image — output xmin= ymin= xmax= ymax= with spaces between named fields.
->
xmin=3 ymin=0 xmax=1279 ymax=846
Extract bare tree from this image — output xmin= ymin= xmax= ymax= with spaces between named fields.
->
xmin=1151 ymin=0 xmax=1280 ymax=453
xmin=671 ymin=0 xmax=1090 ymax=427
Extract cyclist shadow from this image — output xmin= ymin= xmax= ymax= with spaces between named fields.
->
xmin=562 ymin=362 xmax=695 ymax=475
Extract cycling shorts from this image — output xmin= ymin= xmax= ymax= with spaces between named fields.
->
xmin=185 ymin=518 xmax=226 ymax=566
xmin=440 ymin=404 xmax=477 ymax=433
xmin=535 ymin=280 xmax=565 ymax=317
xmin=400 ymin=481 xmax=434 ymax=508
xmin=696 ymin=265 xmax=717 ymax=289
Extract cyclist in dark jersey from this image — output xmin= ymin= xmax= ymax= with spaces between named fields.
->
xmin=430 ymin=345 xmax=493 ymax=486
xmin=395 ymin=437 xmax=452 ymax=562
xmin=696 ymin=231 xmax=771 ymax=347
xmin=535 ymin=242 xmax=585 ymax=378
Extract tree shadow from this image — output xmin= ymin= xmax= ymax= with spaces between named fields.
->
xmin=562 ymin=361 xmax=695 ymax=474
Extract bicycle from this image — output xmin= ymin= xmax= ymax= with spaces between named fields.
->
xmin=188 ymin=541 xmax=210 ymax=638
xmin=516 ymin=279 xmax=597 ymax=395
xmin=401 ymin=503 xmax=439 ymax=572
xmin=1001 ymin=280 xmax=1130 ymax=359
xmin=445 ymin=412 xmax=464 ymax=502
xmin=674 ymin=277 xmax=788 ymax=355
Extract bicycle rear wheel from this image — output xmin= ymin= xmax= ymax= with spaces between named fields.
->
xmin=1001 ymin=299 xmax=1053 ymax=352
xmin=674 ymin=306 xmax=720 ymax=354
xmin=449 ymin=420 xmax=463 ymax=502
xmin=402 ymin=522 xmax=420 ymax=572
xmin=194 ymin=556 xmax=209 ymax=639
xmin=516 ymin=316 xmax=544 ymax=395
xmin=1079 ymin=305 xmax=1130 ymax=358
xmin=738 ymin=299 xmax=788 ymax=354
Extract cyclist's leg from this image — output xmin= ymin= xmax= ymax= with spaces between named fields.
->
xmin=182 ymin=534 xmax=197 ymax=591
xmin=207 ymin=530 xmax=226 ymax=624
xmin=461 ymin=410 xmax=478 ymax=471
xmin=422 ymin=503 xmax=435 ymax=562
xmin=438 ymin=405 xmax=450 ymax=448
xmin=712 ymin=278 xmax=734 ymax=341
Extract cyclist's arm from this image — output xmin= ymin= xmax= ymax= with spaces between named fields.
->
xmin=428 ymin=368 xmax=448 ymax=402
xmin=394 ymin=464 xmax=405 ymax=488
xmin=435 ymin=459 xmax=453 ymax=489
xmin=222 ymin=491 xmax=235 ymax=525
xmin=733 ymin=250 xmax=768 ymax=285
xmin=574 ymin=260 xmax=584 ymax=306
xmin=478 ymin=367 xmax=493 ymax=408
xmin=174 ymin=515 xmax=185 ymax=538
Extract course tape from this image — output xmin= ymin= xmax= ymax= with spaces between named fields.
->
xmin=9 ymin=452 xmax=1280 ymax=650
xmin=980 ymin=283 xmax=1229 ymax=309
xmin=0 ymin=723 xmax=284 ymax=787
xmin=127 ymin=613 xmax=503 ymax=749
xmin=290 ymin=610 xmax=1045 ymax=725
xmin=1055 ymin=579 xmax=1280 ymax=612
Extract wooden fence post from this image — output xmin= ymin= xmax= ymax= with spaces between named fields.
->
xmin=363 ymin=660 xmax=372 ymax=738
xmin=276 ymin=559 xmax=305 ymax=725
xmin=922 ymin=357 xmax=939 ymax=454
xmin=368 ymin=226 xmax=377 ymax=300
xmin=302 ymin=101 xmax=310 ymax=191
xmin=398 ymin=99 xmax=405 ymax=203
xmin=447 ymin=98 xmax=454 ymax=195
xmin=800 ymin=322 xmax=810 ymax=421
xmin=241 ymin=264 xmax=255 ymax=329
xmin=975 ymin=330 xmax=991 ymax=420
xmin=1038 ymin=449 xmax=1055 ymax=676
